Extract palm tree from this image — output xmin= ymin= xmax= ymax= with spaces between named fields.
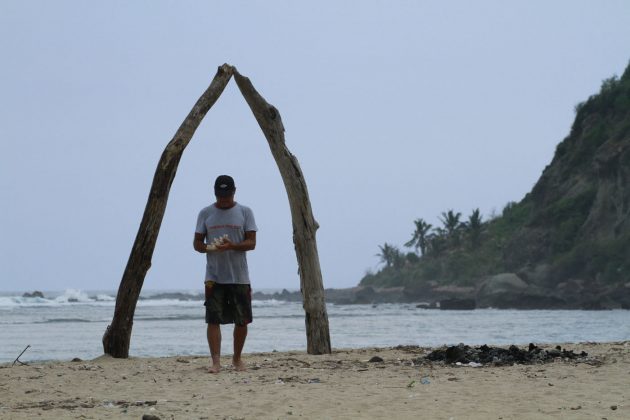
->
xmin=392 ymin=248 xmax=405 ymax=269
xmin=426 ymin=228 xmax=447 ymax=256
xmin=464 ymin=208 xmax=483 ymax=247
xmin=439 ymin=210 xmax=463 ymax=246
xmin=376 ymin=243 xmax=399 ymax=268
xmin=404 ymin=218 xmax=433 ymax=256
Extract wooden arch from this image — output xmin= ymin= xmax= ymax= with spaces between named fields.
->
xmin=102 ymin=64 xmax=331 ymax=357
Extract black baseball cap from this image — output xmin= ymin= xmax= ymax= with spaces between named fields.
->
xmin=214 ymin=175 xmax=236 ymax=197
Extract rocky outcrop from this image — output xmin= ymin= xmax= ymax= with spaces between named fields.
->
xmin=439 ymin=298 xmax=476 ymax=310
xmin=251 ymin=289 xmax=303 ymax=302
xmin=477 ymin=273 xmax=528 ymax=295
xmin=22 ymin=291 xmax=45 ymax=298
xmin=252 ymin=286 xmax=403 ymax=305
xmin=474 ymin=272 xmax=630 ymax=309
xmin=403 ymin=283 xmax=475 ymax=303
xmin=475 ymin=273 xmax=565 ymax=309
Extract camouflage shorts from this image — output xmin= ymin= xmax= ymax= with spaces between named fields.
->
xmin=204 ymin=281 xmax=253 ymax=325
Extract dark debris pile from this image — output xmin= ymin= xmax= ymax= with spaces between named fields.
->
xmin=424 ymin=343 xmax=588 ymax=366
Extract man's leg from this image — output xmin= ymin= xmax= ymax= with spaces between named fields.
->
xmin=232 ymin=324 xmax=247 ymax=371
xmin=230 ymin=284 xmax=252 ymax=371
xmin=207 ymin=323 xmax=222 ymax=373
xmin=205 ymin=281 xmax=225 ymax=373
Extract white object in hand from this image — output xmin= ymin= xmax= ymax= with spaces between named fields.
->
xmin=206 ymin=234 xmax=229 ymax=251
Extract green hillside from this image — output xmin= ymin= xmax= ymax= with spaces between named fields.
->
xmin=361 ymin=62 xmax=630 ymax=308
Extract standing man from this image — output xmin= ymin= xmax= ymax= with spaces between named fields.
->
xmin=194 ymin=175 xmax=257 ymax=373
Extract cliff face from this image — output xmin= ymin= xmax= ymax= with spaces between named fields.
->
xmin=361 ymin=62 xmax=630 ymax=308
xmin=507 ymin=64 xmax=630 ymax=288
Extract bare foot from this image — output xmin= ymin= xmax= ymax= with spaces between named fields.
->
xmin=208 ymin=363 xmax=221 ymax=374
xmin=232 ymin=358 xmax=247 ymax=372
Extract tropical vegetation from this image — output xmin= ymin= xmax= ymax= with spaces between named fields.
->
xmin=361 ymin=61 xmax=630 ymax=291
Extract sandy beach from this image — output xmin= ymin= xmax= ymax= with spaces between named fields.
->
xmin=1 ymin=342 xmax=628 ymax=419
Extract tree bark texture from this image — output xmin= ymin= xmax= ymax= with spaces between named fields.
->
xmin=102 ymin=64 xmax=235 ymax=358
xmin=103 ymin=64 xmax=331 ymax=357
xmin=233 ymin=70 xmax=332 ymax=354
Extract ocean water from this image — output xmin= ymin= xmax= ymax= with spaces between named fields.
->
xmin=1 ymin=289 xmax=630 ymax=363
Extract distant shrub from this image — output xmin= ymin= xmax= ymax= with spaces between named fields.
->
xmin=502 ymin=201 xmax=533 ymax=225
xmin=418 ymin=258 xmax=443 ymax=281
xmin=551 ymin=234 xmax=630 ymax=285
xmin=551 ymin=217 xmax=584 ymax=254
xmin=600 ymin=76 xmax=619 ymax=94
xmin=549 ymin=244 xmax=588 ymax=283
xmin=589 ymin=235 xmax=630 ymax=284
xmin=445 ymin=252 xmax=482 ymax=286
xmin=613 ymin=90 xmax=630 ymax=111
xmin=359 ymin=271 xmax=377 ymax=286
xmin=574 ymin=101 xmax=585 ymax=114
xmin=405 ymin=252 xmax=420 ymax=264
xmin=540 ymin=188 xmax=595 ymax=224
xmin=571 ymin=121 xmax=609 ymax=167
xmin=611 ymin=117 xmax=630 ymax=144
xmin=553 ymin=138 xmax=570 ymax=160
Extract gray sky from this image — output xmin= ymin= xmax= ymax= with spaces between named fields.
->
xmin=1 ymin=1 xmax=629 ymax=292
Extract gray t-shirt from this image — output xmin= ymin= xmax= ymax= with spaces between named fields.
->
xmin=195 ymin=202 xmax=258 ymax=284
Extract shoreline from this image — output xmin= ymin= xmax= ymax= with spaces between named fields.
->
xmin=2 ymin=341 xmax=628 ymax=419
xmin=7 ymin=287 xmax=630 ymax=310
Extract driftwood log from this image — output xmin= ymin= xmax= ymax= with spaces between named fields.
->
xmin=102 ymin=64 xmax=234 ymax=357
xmin=234 ymin=70 xmax=331 ymax=354
xmin=103 ymin=64 xmax=331 ymax=357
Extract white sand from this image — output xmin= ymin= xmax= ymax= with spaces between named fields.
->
xmin=1 ymin=342 xmax=628 ymax=419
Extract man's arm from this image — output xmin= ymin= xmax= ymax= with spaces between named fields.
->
xmin=216 ymin=231 xmax=256 ymax=252
xmin=193 ymin=232 xmax=207 ymax=253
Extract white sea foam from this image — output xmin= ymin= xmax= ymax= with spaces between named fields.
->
xmin=54 ymin=289 xmax=92 ymax=303
xmin=0 ymin=289 xmax=115 ymax=307
xmin=252 ymin=299 xmax=291 ymax=308
xmin=0 ymin=295 xmax=52 ymax=307
xmin=137 ymin=299 xmax=201 ymax=307
xmin=0 ymin=290 xmax=210 ymax=308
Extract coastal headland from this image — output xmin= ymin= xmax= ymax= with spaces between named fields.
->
xmin=358 ymin=65 xmax=630 ymax=310
xmin=2 ymin=342 xmax=628 ymax=419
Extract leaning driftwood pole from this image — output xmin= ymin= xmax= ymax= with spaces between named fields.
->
xmin=102 ymin=64 xmax=235 ymax=357
xmin=233 ymin=70 xmax=332 ymax=354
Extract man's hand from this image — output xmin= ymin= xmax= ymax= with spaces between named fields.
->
xmin=217 ymin=232 xmax=256 ymax=252
xmin=215 ymin=238 xmax=233 ymax=252
xmin=207 ymin=234 xmax=230 ymax=251
xmin=228 ymin=231 xmax=256 ymax=251
xmin=194 ymin=231 xmax=256 ymax=253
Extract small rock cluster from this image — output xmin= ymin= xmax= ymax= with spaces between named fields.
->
xmin=425 ymin=343 xmax=588 ymax=366
xmin=22 ymin=291 xmax=45 ymax=298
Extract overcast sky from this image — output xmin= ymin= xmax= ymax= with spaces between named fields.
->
xmin=1 ymin=1 xmax=629 ymax=293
